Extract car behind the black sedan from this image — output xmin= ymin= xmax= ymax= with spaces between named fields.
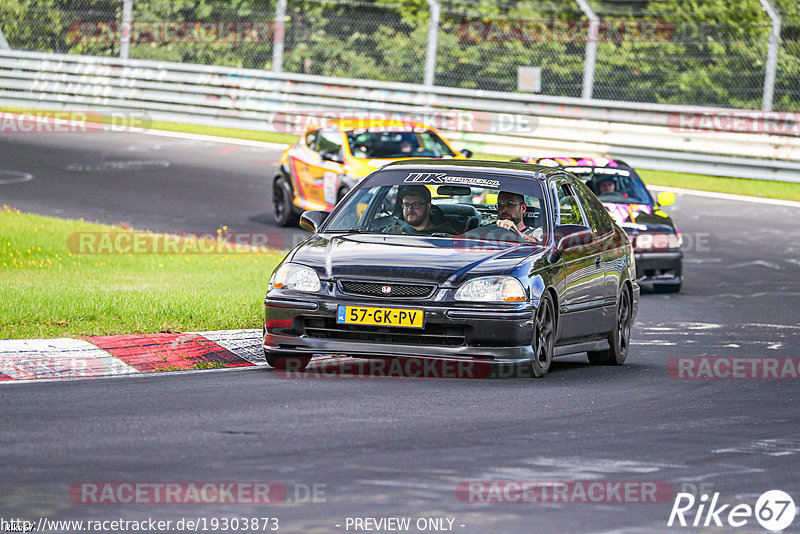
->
xmin=263 ymin=160 xmax=640 ymax=378
xmin=513 ymin=156 xmax=683 ymax=292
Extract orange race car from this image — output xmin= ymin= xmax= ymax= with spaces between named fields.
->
xmin=272 ymin=119 xmax=472 ymax=226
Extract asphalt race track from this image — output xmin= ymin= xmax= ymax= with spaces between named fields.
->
xmin=2 ymin=130 xmax=799 ymax=533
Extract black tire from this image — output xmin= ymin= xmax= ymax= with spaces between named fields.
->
xmin=654 ymin=282 xmax=682 ymax=294
xmin=588 ymin=287 xmax=632 ymax=365
xmin=265 ymin=351 xmax=311 ymax=371
xmin=273 ymin=177 xmax=299 ymax=227
xmin=336 ymin=186 xmax=350 ymax=204
xmin=530 ymin=293 xmax=556 ymax=378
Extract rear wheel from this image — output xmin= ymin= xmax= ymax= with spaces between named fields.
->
xmin=273 ymin=177 xmax=299 ymax=227
xmin=265 ymin=351 xmax=311 ymax=371
xmin=530 ymin=294 xmax=555 ymax=378
xmin=588 ymin=288 xmax=632 ymax=365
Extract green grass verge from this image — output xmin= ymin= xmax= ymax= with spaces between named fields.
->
xmin=0 ymin=206 xmax=286 ymax=339
xmin=146 ymin=119 xmax=300 ymax=145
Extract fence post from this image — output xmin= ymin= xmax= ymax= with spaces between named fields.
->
xmin=272 ymin=0 xmax=287 ymax=73
xmin=424 ymin=0 xmax=440 ymax=87
xmin=120 ymin=0 xmax=133 ymax=60
xmin=757 ymin=0 xmax=781 ymax=112
xmin=0 ymin=24 xmax=9 ymax=50
xmin=575 ymin=0 xmax=598 ymax=100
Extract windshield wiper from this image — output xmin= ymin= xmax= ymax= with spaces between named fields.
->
xmin=327 ymin=228 xmax=369 ymax=234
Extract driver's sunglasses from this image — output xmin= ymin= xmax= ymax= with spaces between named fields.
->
xmin=497 ymin=201 xmax=520 ymax=209
xmin=402 ymin=201 xmax=428 ymax=210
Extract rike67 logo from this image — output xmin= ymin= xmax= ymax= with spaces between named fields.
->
xmin=668 ymin=490 xmax=796 ymax=531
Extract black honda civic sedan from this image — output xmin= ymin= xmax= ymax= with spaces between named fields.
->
xmin=263 ymin=160 xmax=639 ymax=378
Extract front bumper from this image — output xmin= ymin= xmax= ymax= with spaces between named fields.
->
xmin=635 ymin=250 xmax=682 ymax=286
xmin=263 ymin=295 xmax=536 ymax=364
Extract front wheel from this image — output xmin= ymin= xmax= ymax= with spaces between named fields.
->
xmin=273 ymin=177 xmax=299 ymax=227
xmin=530 ymin=294 xmax=555 ymax=378
xmin=588 ymin=288 xmax=632 ymax=365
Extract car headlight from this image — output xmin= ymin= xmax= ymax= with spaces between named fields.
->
xmin=455 ymin=276 xmax=527 ymax=302
xmin=269 ymin=263 xmax=321 ymax=293
xmin=635 ymin=233 xmax=681 ymax=251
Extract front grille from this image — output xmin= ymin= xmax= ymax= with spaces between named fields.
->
xmin=303 ymin=317 xmax=466 ymax=346
xmin=338 ymin=280 xmax=436 ymax=299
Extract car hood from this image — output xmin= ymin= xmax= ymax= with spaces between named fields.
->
xmin=603 ymin=202 xmax=677 ymax=233
xmin=289 ymin=233 xmax=545 ymax=286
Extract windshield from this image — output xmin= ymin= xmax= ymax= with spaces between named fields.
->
xmin=563 ymin=166 xmax=653 ymax=205
xmin=346 ymin=128 xmax=456 ymax=159
xmin=323 ymin=169 xmax=548 ymax=244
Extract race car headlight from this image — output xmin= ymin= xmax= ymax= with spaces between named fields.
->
xmin=454 ymin=276 xmax=527 ymax=302
xmin=269 ymin=263 xmax=321 ymax=293
xmin=635 ymin=233 xmax=681 ymax=251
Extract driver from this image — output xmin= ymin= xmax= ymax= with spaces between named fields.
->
xmin=596 ymin=177 xmax=616 ymax=195
xmin=383 ymin=185 xmax=455 ymax=235
xmin=495 ymin=191 xmax=543 ymax=242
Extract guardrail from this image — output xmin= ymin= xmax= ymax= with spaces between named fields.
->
xmin=1 ymin=50 xmax=798 ymax=183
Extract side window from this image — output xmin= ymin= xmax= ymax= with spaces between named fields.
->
xmin=556 ymin=183 xmax=587 ymax=226
xmin=304 ymin=130 xmax=318 ymax=150
xmin=573 ymin=180 xmax=614 ymax=235
xmin=316 ymin=130 xmax=342 ymax=154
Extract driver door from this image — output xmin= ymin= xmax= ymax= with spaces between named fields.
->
xmin=306 ymin=129 xmax=346 ymax=210
xmin=552 ymin=179 xmax=606 ymax=341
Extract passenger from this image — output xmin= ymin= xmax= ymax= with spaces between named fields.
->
xmin=495 ymin=191 xmax=542 ymax=242
xmin=383 ymin=185 xmax=455 ymax=235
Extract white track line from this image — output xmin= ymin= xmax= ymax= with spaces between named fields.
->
xmin=137 ymin=127 xmax=290 ymax=150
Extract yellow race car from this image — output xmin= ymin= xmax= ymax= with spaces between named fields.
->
xmin=272 ymin=119 xmax=472 ymax=226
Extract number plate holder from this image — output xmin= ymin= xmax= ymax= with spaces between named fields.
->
xmin=336 ymin=305 xmax=425 ymax=329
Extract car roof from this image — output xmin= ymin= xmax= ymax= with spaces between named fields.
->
xmin=380 ymin=158 xmax=567 ymax=181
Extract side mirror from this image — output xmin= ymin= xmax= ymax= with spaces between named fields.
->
xmin=550 ymin=224 xmax=593 ymax=260
xmin=320 ymin=150 xmax=344 ymax=164
xmin=657 ymin=191 xmax=675 ymax=207
xmin=460 ymin=148 xmax=473 ymax=159
xmin=299 ymin=210 xmax=329 ymax=233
